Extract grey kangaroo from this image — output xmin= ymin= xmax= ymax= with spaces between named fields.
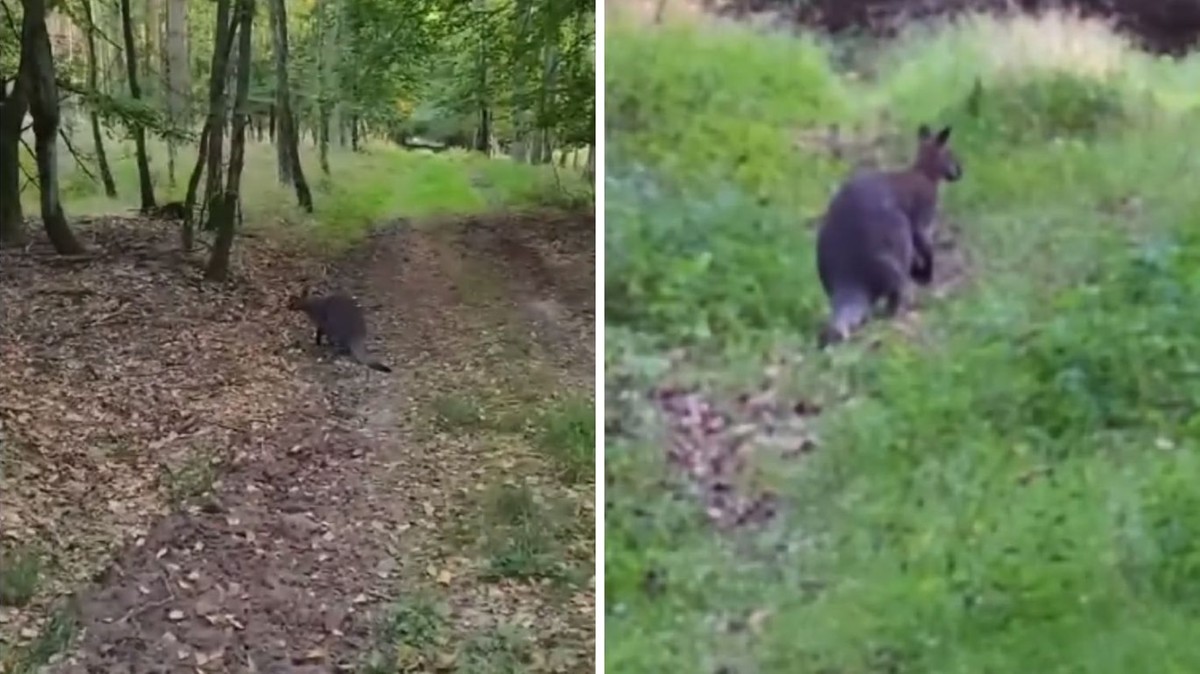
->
xmin=287 ymin=291 xmax=393 ymax=373
xmin=815 ymin=124 xmax=962 ymax=347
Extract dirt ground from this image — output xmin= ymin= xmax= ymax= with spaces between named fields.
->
xmin=0 ymin=208 xmax=595 ymax=673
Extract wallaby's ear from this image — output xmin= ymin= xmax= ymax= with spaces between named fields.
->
xmin=935 ymin=126 xmax=953 ymax=145
xmin=917 ymin=124 xmax=932 ymax=140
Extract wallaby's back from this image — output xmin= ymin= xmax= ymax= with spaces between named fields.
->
xmin=817 ymin=173 xmax=916 ymax=343
xmin=288 ymin=292 xmax=392 ymax=373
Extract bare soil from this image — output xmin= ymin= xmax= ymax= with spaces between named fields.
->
xmin=0 ymin=209 xmax=595 ymax=673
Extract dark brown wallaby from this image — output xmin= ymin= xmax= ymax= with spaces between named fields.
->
xmin=287 ymin=291 xmax=392 ymax=373
xmin=815 ymin=124 xmax=962 ymax=347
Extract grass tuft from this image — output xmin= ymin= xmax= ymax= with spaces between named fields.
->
xmin=533 ymin=396 xmax=595 ymax=484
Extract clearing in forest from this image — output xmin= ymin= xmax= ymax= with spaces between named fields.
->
xmin=606 ymin=5 xmax=1200 ymax=673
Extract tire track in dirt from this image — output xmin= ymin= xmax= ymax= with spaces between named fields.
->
xmin=47 ymin=211 xmax=594 ymax=673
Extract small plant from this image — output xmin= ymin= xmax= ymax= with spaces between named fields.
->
xmin=534 ymin=396 xmax=595 ymax=484
xmin=161 ymin=452 xmax=218 ymax=506
xmin=360 ymin=596 xmax=447 ymax=674
xmin=458 ymin=624 xmax=530 ymax=674
xmin=431 ymin=394 xmax=486 ymax=431
xmin=0 ymin=602 xmax=77 ymax=673
xmin=479 ymin=484 xmax=569 ymax=582
xmin=0 ymin=545 xmax=41 ymax=607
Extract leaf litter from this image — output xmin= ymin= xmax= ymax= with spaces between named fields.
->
xmin=0 ymin=210 xmax=595 ymax=672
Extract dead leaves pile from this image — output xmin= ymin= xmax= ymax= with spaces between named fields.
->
xmin=652 ymin=371 xmax=821 ymax=530
xmin=0 ymin=216 xmax=320 ymax=652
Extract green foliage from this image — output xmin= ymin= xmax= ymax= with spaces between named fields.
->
xmin=948 ymin=73 xmax=1131 ymax=146
xmin=606 ymin=167 xmax=828 ymax=343
xmin=606 ymin=19 xmax=846 ymax=200
xmin=533 ymin=395 xmax=594 ymax=484
xmin=606 ymin=11 xmax=1200 ymax=673
xmin=0 ymin=545 xmax=41 ymax=607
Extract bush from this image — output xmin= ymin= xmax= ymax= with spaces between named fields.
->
xmin=606 ymin=166 xmax=827 ymax=343
xmin=606 ymin=18 xmax=847 ymax=204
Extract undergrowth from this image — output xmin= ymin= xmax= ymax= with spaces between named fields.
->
xmin=20 ymin=136 xmax=587 ymax=248
xmin=606 ymin=7 xmax=1200 ymax=673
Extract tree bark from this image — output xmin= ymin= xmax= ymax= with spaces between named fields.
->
xmin=181 ymin=122 xmax=209 ymax=251
xmin=0 ymin=78 xmax=28 ymax=247
xmin=82 ymin=0 xmax=118 ymax=197
xmin=120 ymin=0 xmax=157 ymax=211
xmin=166 ymin=0 xmax=190 ymax=189
xmin=474 ymin=0 xmax=490 ymax=154
xmin=206 ymin=0 xmax=254 ymax=282
xmin=201 ymin=0 xmax=236 ymax=233
xmin=266 ymin=0 xmax=312 ymax=210
xmin=20 ymin=0 xmax=85 ymax=254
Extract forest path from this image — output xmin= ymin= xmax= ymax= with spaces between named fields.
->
xmin=31 ymin=210 xmax=594 ymax=673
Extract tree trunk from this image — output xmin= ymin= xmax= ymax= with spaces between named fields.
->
xmin=201 ymin=0 xmax=236 ymax=234
xmin=350 ymin=115 xmax=359 ymax=152
xmin=182 ymin=122 xmax=210 ymax=251
xmin=474 ymin=0 xmax=490 ymax=154
xmin=206 ymin=0 xmax=254 ymax=282
xmin=166 ymin=0 xmax=189 ymax=190
xmin=81 ymin=0 xmax=118 ymax=197
xmin=509 ymin=0 xmax=532 ymax=162
xmin=144 ymin=0 xmax=161 ymax=102
xmin=318 ymin=106 xmax=330 ymax=175
xmin=584 ymin=143 xmax=594 ymax=183
xmin=120 ymin=0 xmax=157 ymax=211
xmin=19 ymin=0 xmax=85 ymax=254
xmin=266 ymin=0 xmax=312 ymax=210
xmin=0 ymin=80 xmax=28 ymax=247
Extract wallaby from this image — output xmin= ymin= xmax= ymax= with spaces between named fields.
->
xmin=815 ymin=124 xmax=962 ymax=347
xmin=287 ymin=291 xmax=393 ymax=373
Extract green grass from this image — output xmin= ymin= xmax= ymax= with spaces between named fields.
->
xmin=19 ymin=132 xmax=587 ymax=248
xmin=479 ymin=483 xmax=576 ymax=583
xmin=607 ymin=7 xmax=1200 ymax=673
xmin=0 ymin=602 xmax=78 ymax=674
xmin=431 ymin=393 xmax=488 ymax=431
xmin=0 ymin=545 xmax=42 ymax=607
xmin=533 ymin=396 xmax=595 ymax=484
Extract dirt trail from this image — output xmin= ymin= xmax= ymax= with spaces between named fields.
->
xmin=39 ymin=210 xmax=595 ymax=673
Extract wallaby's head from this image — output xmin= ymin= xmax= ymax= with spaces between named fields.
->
xmin=913 ymin=124 xmax=962 ymax=183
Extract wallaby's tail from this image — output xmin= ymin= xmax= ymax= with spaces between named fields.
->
xmin=349 ymin=341 xmax=393 ymax=373
xmin=819 ymin=289 xmax=870 ymax=349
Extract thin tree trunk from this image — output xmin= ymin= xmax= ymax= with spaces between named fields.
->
xmin=82 ymin=0 xmax=118 ymax=197
xmin=166 ymin=0 xmax=189 ymax=190
xmin=181 ymin=122 xmax=210 ymax=251
xmin=206 ymin=0 xmax=254 ymax=281
xmin=19 ymin=0 xmax=85 ymax=254
xmin=474 ymin=0 xmax=490 ymax=154
xmin=0 ymin=80 xmax=28 ymax=247
xmin=584 ymin=143 xmax=594 ymax=183
xmin=318 ymin=106 xmax=330 ymax=175
xmin=266 ymin=0 xmax=291 ymax=185
xmin=120 ymin=0 xmax=157 ymax=211
xmin=267 ymin=0 xmax=311 ymax=210
xmin=350 ymin=115 xmax=359 ymax=152
xmin=201 ymin=0 xmax=236 ymax=233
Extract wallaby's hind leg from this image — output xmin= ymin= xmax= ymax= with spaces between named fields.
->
xmin=877 ymin=254 xmax=914 ymax=318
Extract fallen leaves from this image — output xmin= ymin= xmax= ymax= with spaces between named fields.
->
xmin=0 ymin=217 xmax=321 ymax=652
xmin=653 ymin=374 xmax=821 ymax=530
